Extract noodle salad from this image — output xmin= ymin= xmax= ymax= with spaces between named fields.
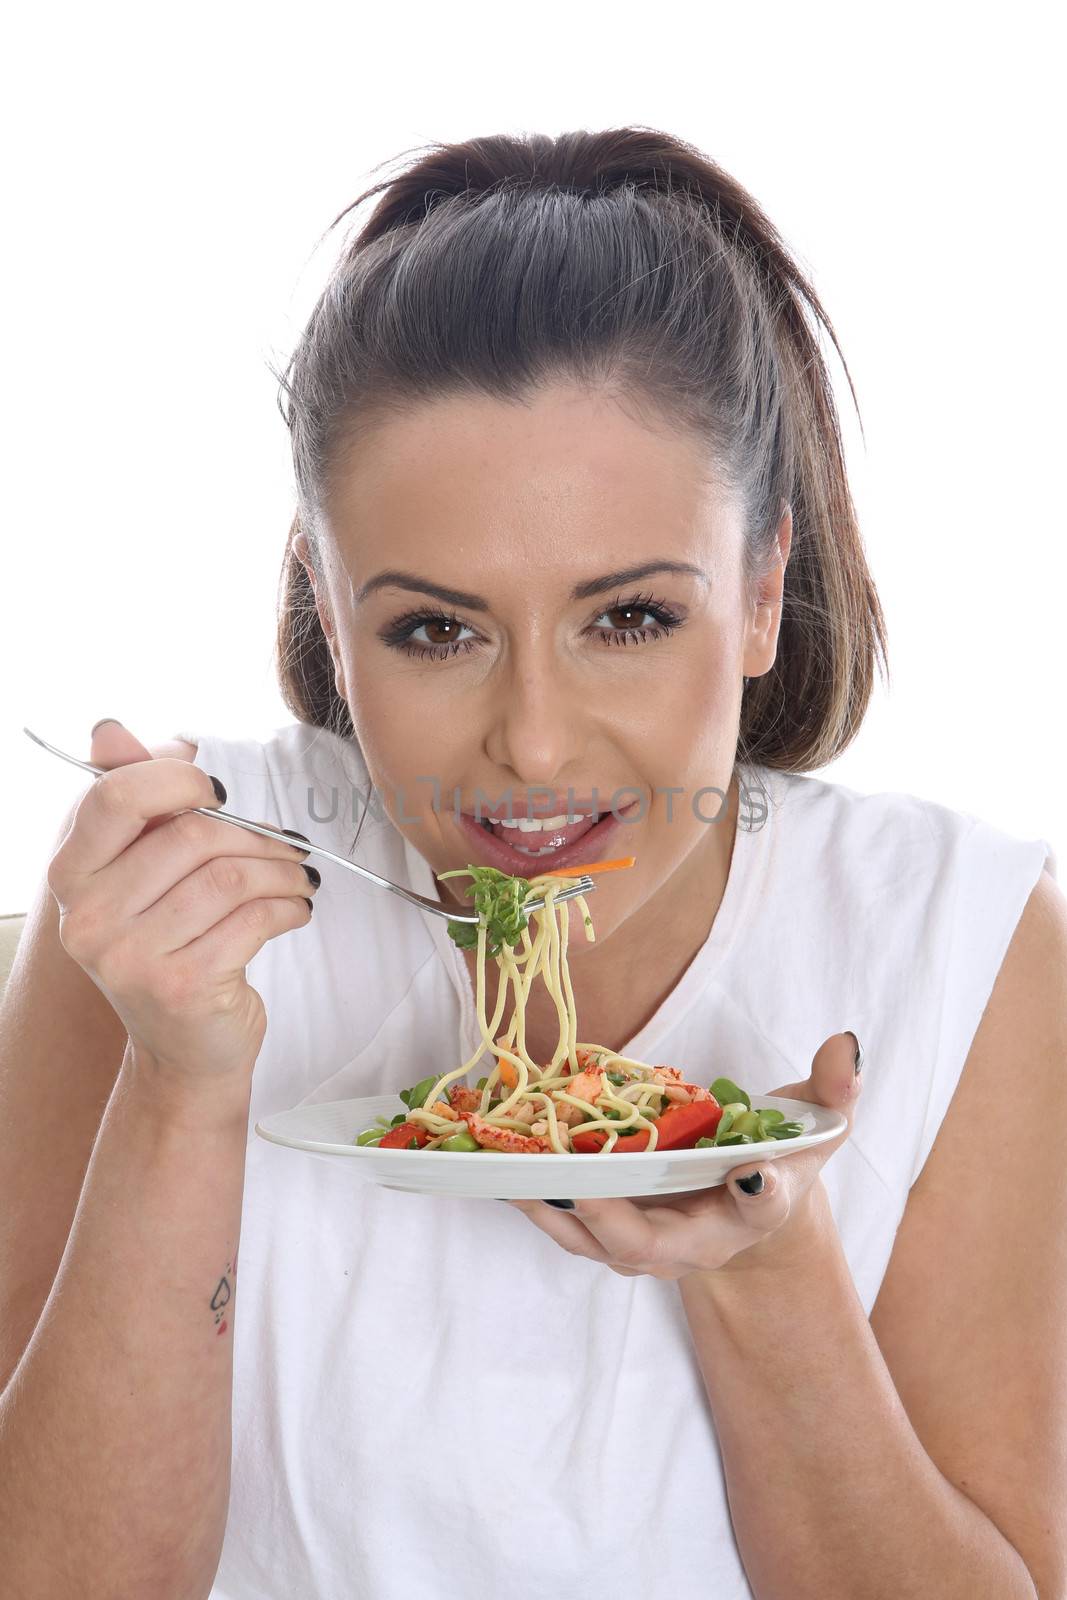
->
xmin=354 ymin=861 xmax=805 ymax=1156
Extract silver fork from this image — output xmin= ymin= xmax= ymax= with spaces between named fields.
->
xmin=23 ymin=727 xmax=595 ymax=925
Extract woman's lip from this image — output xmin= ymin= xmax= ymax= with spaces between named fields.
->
xmin=452 ymin=802 xmax=641 ymax=877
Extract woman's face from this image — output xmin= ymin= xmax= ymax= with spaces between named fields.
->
xmin=297 ymin=382 xmax=790 ymax=945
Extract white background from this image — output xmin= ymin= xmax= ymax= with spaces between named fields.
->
xmin=1 ymin=1 xmax=1062 ymax=911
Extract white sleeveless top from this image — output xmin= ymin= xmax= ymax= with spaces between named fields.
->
xmin=173 ymin=719 xmax=1056 ymax=1600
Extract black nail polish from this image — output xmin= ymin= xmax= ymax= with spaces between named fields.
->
xmin=736 ymin=1171 xmax=764 ymax=1195
xmin=209 ymin=775 xmax=227 ymax=805
xmin=90 ymin=717 xmax=124 ymax=736
xmin=543 ymin=1198 xmax=575 ymax=1210
xmin=303 ymin=897 xmax=314 ymax=914
xmin=282 ymin=828 xmax=311 ymax=844
xmin=302 ymin=864 xmax=321 ymax=888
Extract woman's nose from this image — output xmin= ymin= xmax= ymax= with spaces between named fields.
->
xmin=483 ymin=658 xmax=584 ymax=779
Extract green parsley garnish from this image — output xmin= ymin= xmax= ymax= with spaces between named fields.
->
xmin=439 ymin=864 xmax=536 ymax=957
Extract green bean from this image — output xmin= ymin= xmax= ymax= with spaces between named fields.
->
xmin=439 ymin=1130 xmax=482 ymax=1152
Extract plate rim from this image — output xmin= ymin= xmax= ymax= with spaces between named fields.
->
xmin=254 ymin=1094 xmax=844 ymax=1196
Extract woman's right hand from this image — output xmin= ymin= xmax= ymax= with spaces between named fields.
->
xmin=46 ymin=721 xmax=319 ymax=1085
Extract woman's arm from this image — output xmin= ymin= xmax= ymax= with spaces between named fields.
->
xmin=0 ymin=738 xmax=199 ymax=1394
xmin=680 ymin=1186 xmax=1039 ymax=1599
xmin=678 ymin=869 xmax=1067 ymax=1600
xmin=0 ymin=1045 xmax=249 ymax=1600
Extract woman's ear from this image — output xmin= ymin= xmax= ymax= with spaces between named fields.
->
xmin=293 ymin=527 xmax=347 ymax=698
xmin=293 ymin=529 xmax=336 ymax=642
xmin=742 ymin=502 xmax=792 ymax=680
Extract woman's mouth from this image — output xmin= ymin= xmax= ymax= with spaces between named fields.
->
xmin=454 ymin=803 xmax=642 ymax=875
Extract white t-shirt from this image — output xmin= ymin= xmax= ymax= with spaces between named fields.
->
xmin=173 ymin=719 xmax=1056 ymax=1600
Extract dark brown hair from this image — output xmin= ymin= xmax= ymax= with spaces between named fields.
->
xmin=274 ymin=125 xmax=888 ymax=773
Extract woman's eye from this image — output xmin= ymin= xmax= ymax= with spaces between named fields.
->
xmin=588 ymin=597 xmax=683 ymax=644
xmin=592 ymin=604 xmax=658 ymax=632
xmin=380 ymin=612 xmax=481 ymax=660
xmin=408 ymin=617 xmax=476 ymax=649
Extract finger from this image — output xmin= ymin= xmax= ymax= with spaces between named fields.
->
xmin=89 ymin=720 xmax=181 ymax=839
xmin=563 ymin=1196 xmax=706 ymax=1268
xmin=769 ymin=1029 xmax=863 ymax=1136
xmin=511 ymin=1179 xmax=795 ymax=1275
xmin=159 ymin=891 xmax=314 ymax=987
xmin=52 ymin=756 xmax=226 ymax=888
xmin=723 ymin=1158 xmax=793 ymax=1231
xmin=100 ymin=808 xmax=313 ymax=919
xmin=503 ymin=1201 xmax=620 ymax=1265
xmin=584 ymin=1177 xmax=797 ymax=1268
xmin=134 ymin=852 xmax=320 ymax=955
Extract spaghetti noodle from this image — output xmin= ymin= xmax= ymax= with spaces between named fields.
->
xmin=355 ymin=863 xmax=805 ymax=1154
xmin=416 ymin=870 xmax=675 ymax=1152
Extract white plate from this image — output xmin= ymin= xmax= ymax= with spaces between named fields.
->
xmin=254 ymin=1092 xmax=847 ymax=1200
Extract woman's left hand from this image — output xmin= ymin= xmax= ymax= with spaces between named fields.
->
xmin=502 ymin=1030 xmax=863 ymax=1279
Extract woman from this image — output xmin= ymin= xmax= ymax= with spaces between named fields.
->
xmin=1 ymin=128 xmax=1063 ymax=1599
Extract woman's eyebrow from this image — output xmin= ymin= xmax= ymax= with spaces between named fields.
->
xmin=356 ymin=560 xmax=707 ymax=609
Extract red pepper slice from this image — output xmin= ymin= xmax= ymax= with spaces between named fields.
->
xmin=378 ymin=1121 xmax=432 ymax=1149
xmin=571 ymin=1100 xmax=723 ymax=1154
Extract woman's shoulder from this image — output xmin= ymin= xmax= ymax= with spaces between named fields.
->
xmin=167 ymin=719 xmax=370 ymax=786
xmin=760 ymin=762 xmax=1057 ymax=881
xmin=164 ymin=719 xmax=391 ymax=868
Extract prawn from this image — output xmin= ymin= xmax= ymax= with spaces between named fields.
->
xmin=643 ymin=1064 xmax=713 ymax=1104
xmin=428 ymin=1099 xmax=460 ymax=1121
xmin=553 ymin=1067 xmax=604 ymax=1127
xmin=447 ymin=1085 xmax=483 ymax=1115
xmin=464 ymin=1112 xmax=552 ymax=1154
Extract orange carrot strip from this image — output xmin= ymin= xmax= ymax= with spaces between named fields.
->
xmin=498 ymin=1059 xmax=518 ymax=1089
xmin=540 ymin=856 xmax=636 ymax=879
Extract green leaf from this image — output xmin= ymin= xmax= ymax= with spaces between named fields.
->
xmin=710 ymin=1077 xmax=750 ymax=1111
xmin=407 ymin=1136 xmax=420 ymax=1149
xmin=694 ymin=1136 xmax=716 ymax=1148
xmin=606 ymin=1071 xmax=627 ymax=1086
xmin=389 ymin=1113 xmax=408 ymax=1127
xmin=402 ymin=1074 xmax=439 ymax=1111
xmin=714 ymin=1108 xmax=736 ymax=1140
xmin=440 ymin=865 xmax=535 ymax=957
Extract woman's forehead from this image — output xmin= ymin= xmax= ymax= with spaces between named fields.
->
xmin=321 ymin=387 xmax=740 ymax=583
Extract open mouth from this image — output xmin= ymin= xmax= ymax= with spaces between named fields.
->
xmin=455 ymin=804 xmax=640 ymax=874
xmin=478 ymin=811 xmax=600 ymax=854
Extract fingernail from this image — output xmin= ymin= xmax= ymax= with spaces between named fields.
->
xmin=735 ymin=1170 xmax=764 ymax=1195
xmin=543 ymin=1198 xmax=575 ymax=1210
xmin=849 ymin=1032 xmax=864 ymax=1075
xmin=301 ymin=864 xmax=322 ymax=888
xmin=303 ymin=897 xmax=314 ymax=915
xmin=90 ymin=717 xmax=124 ymax=736
xmin=209 ymin=775 xmax=227 ymax=805
xmin=281 ymin=828 xmax=311 ymax=844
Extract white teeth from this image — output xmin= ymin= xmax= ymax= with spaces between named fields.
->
xmin=511 ymin=843 xmax=559 ymax=856
xmin=496 ymin=813 xmax=589 ymax=831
